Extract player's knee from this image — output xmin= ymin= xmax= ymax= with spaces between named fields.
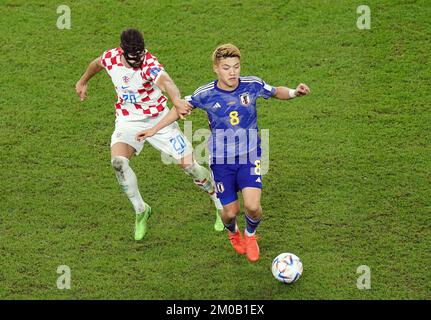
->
xmin=111 ymin=156 xmax=129 ymax=172
xmin=244 ymin=202 xmax=262 ymax=216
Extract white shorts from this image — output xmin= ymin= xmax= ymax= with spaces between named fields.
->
xmin=111 ymin=111 xmax=193 ymax=160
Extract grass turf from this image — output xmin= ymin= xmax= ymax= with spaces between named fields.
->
xmin=0 ymin=0 xmax=430 ymax=299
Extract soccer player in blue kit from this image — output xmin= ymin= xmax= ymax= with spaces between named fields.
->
xmin=136 ymin=44 xmax=310 ymax=262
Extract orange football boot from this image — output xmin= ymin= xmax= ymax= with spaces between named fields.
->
xmin=244 ymin=233 xmax=260 ymax=262
xmin=228 ymin=230 xmax=246 ymax=255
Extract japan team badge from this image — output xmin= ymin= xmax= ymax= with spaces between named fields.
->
xmin=240 ymin=93 xmax=250 ymax=106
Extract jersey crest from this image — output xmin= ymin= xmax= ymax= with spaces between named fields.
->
xmin=240 ymin=92 xmax=251 ymax=106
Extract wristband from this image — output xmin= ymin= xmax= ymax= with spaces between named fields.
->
xmin=288 ymin=88 xmax=297 ymax=98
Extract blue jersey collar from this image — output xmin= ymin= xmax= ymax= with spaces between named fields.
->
xmin=214 ymin=78 xmax=241 ymax=94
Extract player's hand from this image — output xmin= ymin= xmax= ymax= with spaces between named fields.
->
xmin=136 ymin=128 xmax=156 ymax=142
xmin=178 ymin=109 xmax=192 ymax=120
xmin=75 ymin=80 xmax=88 ymax=101
xmin=295 ymin=83 xmax=310 ymax=97
xmin=173 ymin=99 xmax=193 ymax=120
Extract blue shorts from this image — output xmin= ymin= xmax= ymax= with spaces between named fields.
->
xmin=210 ymin=153 xmax=262 ymax=206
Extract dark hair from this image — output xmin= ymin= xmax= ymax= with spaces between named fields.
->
xmin=120 ymin=29 xmax=145 ymax=53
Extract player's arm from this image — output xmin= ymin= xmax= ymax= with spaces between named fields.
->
xmin=135 ymin=107 xmax=183 ymax=141
xmin=274 ymin=83 xmax=310 ymax=100
xmin=155 ymin=72 xmax=192 ymax=119
xmin=75 ymin=57 xmax=104 ymax=101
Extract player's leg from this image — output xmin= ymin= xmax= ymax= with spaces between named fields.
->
xmin=146 ymin=121 xmax=223 ymax=230
xmin=220 ymin=200 xmax=241 ymax=233
xmin=111 ymin=129 xmax=151 ymax=241
xmin=210 ymin=163 xmax=246 ymax=255
xmin=237 ymin=162 xmax=263 ymax=262
xmin=111 ymin=143 xmax=146 ymax=213
xmin=179 ymin=153 xmax=224 ymax=231
xmin=242 ymin=187 xmax=263 ymax=236
xmin=220 ymin=199 xmax=246 ymax=255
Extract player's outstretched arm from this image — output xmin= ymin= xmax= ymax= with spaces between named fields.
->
xmin=274 ymin=83 xmax=310 ymax=100
xmin=75 ymin=57 xmax=104 ymax=101
xmin=135 ymin=107 xmax=183 ymax=141
xmin=155 ymin=72 xmax=192 ymax=119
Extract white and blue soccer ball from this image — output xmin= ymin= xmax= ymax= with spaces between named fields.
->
xmin=271 ymin=253 xmax=303 ymax=284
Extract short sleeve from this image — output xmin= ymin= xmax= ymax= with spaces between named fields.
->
xmin=100 ymin=48 xmax=122 ymax=70
xmin=141 ymin=52 xmax=165 ymax=83
xmin=100 ymin=50 xmax=109 ymax=68
xmin=185 ymin=82 xmax=213 ymax=109
xmin=257 ymin=78 xmax=276 ymax=99
xmin=185 ymin=93 xmax=202 ymax=109
xmin=99 ymin=55 xmax=106 ymax=68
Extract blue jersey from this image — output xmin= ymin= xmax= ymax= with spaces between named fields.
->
xmin=185 ymin=76 xmax=276 ymax=161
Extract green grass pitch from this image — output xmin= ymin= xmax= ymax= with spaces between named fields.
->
xmin=0 ymin=0 xmax=430 ymax=299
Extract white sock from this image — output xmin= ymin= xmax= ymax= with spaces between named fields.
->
xmin=211 ymin=194 xmax=223 ymax=210
xmin=244 ymin=229 xmax=256 ymax=237
xmin=111 ymin=156 xmax=146 ymax=214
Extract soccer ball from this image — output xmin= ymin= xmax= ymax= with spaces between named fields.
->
xmin=271 ymin=253 xmax=303 ymax=284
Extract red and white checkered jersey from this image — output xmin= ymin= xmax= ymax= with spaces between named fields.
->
xmin=101 ymin=47 xmax=167 ymax=121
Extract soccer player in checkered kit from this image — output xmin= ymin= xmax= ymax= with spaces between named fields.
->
xmin=136 ymin=44 xmax=310 ymax=262
xmin=75 ymin=29 xmax=224 ymax=241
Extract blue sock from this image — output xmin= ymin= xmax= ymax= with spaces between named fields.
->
xmin=245 ymin=214 xmax=261 ymax=235
xmin=224 ymin=217 xmax=237 ymax=233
